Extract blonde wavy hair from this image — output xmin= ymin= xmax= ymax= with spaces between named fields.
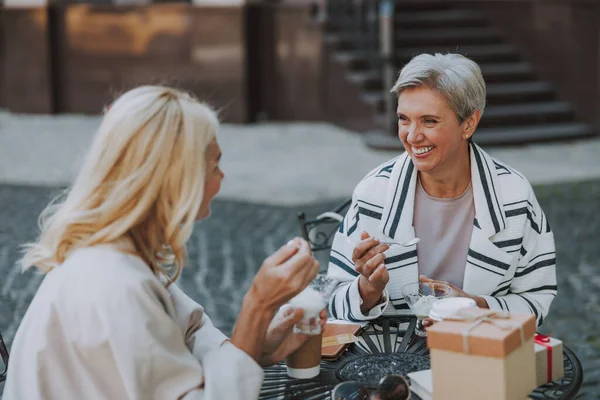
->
xmin=20 ymin=86 xmax=218 ymax=285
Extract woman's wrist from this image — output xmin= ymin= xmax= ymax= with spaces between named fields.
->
xmin=230 ymin=294 xmax=276 ymax=361
xmin=244 ymin=285 xmax=275 ymax=313
xmin=240 ymin=293 xmax=276 ymax=328
xmin=358 ymin=278 xmax=384 ymax=313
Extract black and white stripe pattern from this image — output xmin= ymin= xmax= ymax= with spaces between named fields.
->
xmin=470 ymin=144 xmax=506 ymax=236
xmin=327 ymin=142 xmax=556 ymax=327
xmin=357 ymin=200 xmax=384 ymax=221
xmin=383 ymin=158 xmax=415 ymax=240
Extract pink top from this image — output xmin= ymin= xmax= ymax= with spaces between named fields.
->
xmin=413 ymin=177 xmax=475 ymax=289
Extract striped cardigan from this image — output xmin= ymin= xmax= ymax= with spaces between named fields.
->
xmin=327 ymin=142 xmax=557 ymax=327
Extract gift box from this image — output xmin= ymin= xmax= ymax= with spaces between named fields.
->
xmin=534 ymin=334 xmax=564 ymax=386
xmin=427 ymin=308 xmax=537 ymax=400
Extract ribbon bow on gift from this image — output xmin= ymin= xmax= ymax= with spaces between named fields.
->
xmin=535 ymin=334 xmax=553 ymax=383
xmin=444 ymin=308 xmax=526 ymax=354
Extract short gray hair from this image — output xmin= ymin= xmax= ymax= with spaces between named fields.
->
xmin=391 ymin=53 xmax=486 ymax=123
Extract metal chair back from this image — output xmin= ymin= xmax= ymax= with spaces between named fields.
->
xmin=297 ymin=199 xmax=351 ymax=271
xmin=0 ymin=330 xmax=8 ymax=382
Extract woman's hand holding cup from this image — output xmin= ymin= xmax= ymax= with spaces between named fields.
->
xmin=260 ymin=306 xmax=327 ymax=366
xmin=418 ymin=275 xmax=488 ymax=328
xmin=232 ymin=238 xmax=319 ymax=362
xmin=249 ymin=237 xmax=320 ymax=312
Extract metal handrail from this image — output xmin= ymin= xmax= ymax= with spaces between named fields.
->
xmin=326 ymin=0 xmax=379 ymax=50
xmin=379 ymin=0 xmax=396 ymax=135
xmin=325 ymin=0 xmax=396 ymax=134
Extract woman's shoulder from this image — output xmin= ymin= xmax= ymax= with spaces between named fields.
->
xmin=489 ymin=156 xmax=537 ymax=201
xmin=22 ymin=247 xmax=172 ymax=348
xmin=363 ymin=154 xmax=405 ymax=180
xmin=354 ymin=154 xmax=406 ymax=193
xmin=63 ymin=246 xmax=154 ymax=278
xmin=49 ymin=246 xmax=167 ymax=305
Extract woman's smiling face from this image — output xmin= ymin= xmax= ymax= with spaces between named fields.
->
xmin=397 ymin=86 xmax=473 ymax=176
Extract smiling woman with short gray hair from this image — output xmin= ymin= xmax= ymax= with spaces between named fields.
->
xmin=327 ymin=53 xmax=557 ymax=328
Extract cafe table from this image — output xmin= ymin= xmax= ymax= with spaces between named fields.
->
xmin=259 ymin=316 xmax=583 ymax=400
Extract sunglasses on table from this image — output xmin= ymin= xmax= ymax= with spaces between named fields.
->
xmin=331 ymin=374 xmax=411 ymax=400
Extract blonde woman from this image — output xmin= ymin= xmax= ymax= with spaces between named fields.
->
xmin=3 ymin=86 xmax=321 ymax=399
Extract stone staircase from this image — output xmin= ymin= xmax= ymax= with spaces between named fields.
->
xmin=326 ymin=1 xmax=595 ymax=146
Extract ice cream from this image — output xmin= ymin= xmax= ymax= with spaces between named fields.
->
xmin=410 ymin=295 xmax=437 ymax=320
xmin=289 ymin=286 xmax=326 ymax=318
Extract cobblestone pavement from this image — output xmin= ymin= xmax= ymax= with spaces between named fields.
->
xmin=1 ymin=181 xmax=599 ymax=398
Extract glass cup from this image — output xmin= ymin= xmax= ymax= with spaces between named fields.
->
xmin=289 ymin=274 xmax=338 ymax=335
xmin=400 ymin=282 xmax=453 ymax=337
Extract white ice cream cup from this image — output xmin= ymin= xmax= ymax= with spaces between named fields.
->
xmin=289 ymin=287 xmax=327 ymax=335
xmin=429 ymin=297 xmax=477 ymax=321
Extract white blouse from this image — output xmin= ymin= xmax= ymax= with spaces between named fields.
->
xmin=3 ymin=245 xmax=264 ymax=400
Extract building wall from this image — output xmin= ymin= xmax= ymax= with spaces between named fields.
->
xmin=464 ymin=0 xmax=600 ymax=132
xmin=0 ymin=8 xmax=53 ymax=113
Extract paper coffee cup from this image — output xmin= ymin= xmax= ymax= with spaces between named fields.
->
xmin=285 ymin=333 xmax=322 ymax=379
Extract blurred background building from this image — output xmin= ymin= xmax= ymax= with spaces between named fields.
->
xmin=1 ymin=0 xmax=600 ymax=397
xmin=1 ymin=0 xmax=599 ymax=147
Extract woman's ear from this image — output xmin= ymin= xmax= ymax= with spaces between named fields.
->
xmin=462 ymin=110 xmax=481 ymax=140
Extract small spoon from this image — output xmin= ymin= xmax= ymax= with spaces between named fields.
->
xmin=380 ymin=237 xmax=421 ymax=247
